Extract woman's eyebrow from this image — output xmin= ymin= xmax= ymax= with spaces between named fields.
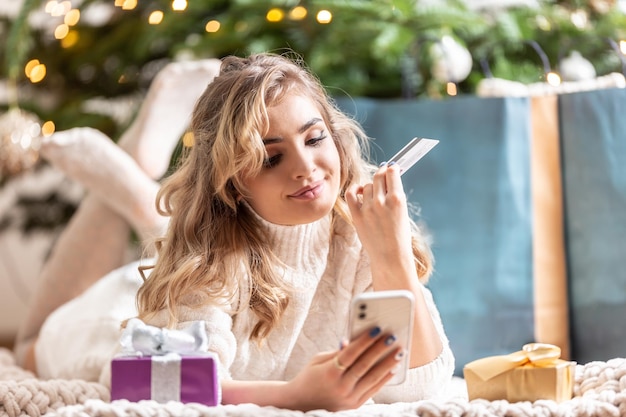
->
xmin=263 ymin=117 xmax=324 ymax=145
xmin=298 ymin=117 xmax=323 ymax=133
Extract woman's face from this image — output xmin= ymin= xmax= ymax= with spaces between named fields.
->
xmin=242 ymin=93 xmax=341 ymax=225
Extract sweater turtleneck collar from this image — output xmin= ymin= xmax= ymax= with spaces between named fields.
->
xmin=244 ymin=202 xmax=332 ymax=277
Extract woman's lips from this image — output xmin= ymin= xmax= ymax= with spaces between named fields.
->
xmin=290 ymin=181 xmax=324 ymax=200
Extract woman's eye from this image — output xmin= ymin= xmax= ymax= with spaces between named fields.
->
xmin=307 ymin=132 xmax=327 ymax=146
xmin=263 ymin=154 xmax=282 ymax=168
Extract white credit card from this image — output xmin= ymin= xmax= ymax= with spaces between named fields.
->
xmin=387 ymin=137 xmax=439 ymax=176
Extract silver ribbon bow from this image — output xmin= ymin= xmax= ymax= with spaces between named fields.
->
xmin=120 ymin=318 xmax=209 ymax=356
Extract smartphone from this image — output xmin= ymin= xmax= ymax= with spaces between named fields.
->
xmin=348 ymin=290 xmax=415 ymax=385
xmin=387 ymin=137 xmax=439 ymax=176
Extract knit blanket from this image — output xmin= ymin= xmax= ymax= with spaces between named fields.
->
xmin=2 ymin=347 xmax=625 ymax=417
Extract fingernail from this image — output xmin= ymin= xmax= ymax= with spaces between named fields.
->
xmin=395 ymin=349 xmax=406 ymax=360
xmin=384 ymin=335 xmax=397 ymax=345
xmin=369 ymin=326 xmax=381 ymax=337
xmin=379 ymin=161 xmax=387 ymax=167
xmin=388 ymin=161 xmax=397 ymax=166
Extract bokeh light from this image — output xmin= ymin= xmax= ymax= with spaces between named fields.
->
xmin=172 ymin=0 xmax=187 ymax=11
xmin=149 ymin=11 xmax=164 ymax=25
xmin=61 ymin=30 xmax=79 ymax=48
xmin=316 ymin=10 xmax=332 ymax=24
xmin=182 ymin=131 xmax=195 ymax=147
xmin=54 ymin=23 xmax=69 ymax=39
xmin=205 ymin=20 xmax=220 ymax=33
xmin=289 ymin=6 xmax=307 ymax=20
xmin=122 ymin=0 xmax=137 ymax=10
xmin=266 ymin=8 xmax=284 ymax=22
xmin=546 ymin=71 xmax=562 ymax=86
xmin=29 ymin=64 xmax=47 ymax=83
xmin=64 ymin=9 xmax=80 ymax=26
xmin=42 ymin=121 xmax=56 ymax=137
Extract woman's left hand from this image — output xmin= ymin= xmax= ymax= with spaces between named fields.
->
xmin=283 ymin=327 xmax=402 ymax=411
xmin=345 ymin=163 xmax=413 ymax=265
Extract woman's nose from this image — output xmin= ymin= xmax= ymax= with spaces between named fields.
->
xmin=292 ymin=150 xmax=316 ymax=179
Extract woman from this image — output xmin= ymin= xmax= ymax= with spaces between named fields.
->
xmin=18 ymin=52 xmax=454 ymax=411
xmin=136 ymin=52 xmax=454 ymax=410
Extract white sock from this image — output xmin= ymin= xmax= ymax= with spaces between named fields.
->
xmin=118 ymin=59 xmax=222 ymax=179
xmin=40 ymin=127 xmax=168 ymax=247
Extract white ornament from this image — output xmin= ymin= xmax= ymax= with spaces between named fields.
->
xmin=429 ymin=35 xmax=473 ymax=83
xmin=559 ymin=51 xmax=596 ymax=82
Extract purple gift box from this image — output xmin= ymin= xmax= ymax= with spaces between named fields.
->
xmin=110 ymin=353 xmax=220 ymax=406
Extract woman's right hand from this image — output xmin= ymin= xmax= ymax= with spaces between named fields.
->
xmin=284 ymin=326 xmax=404 ymax=411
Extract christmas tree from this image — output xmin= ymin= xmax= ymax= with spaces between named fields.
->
xmin=2 ymin=0 xmax=625 ymax=123
xmin=1 ymin=0 xmax=625 ymax=183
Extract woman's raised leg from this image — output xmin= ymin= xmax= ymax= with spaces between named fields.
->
xmin=13 ymin=59 xmax=221 ymax=370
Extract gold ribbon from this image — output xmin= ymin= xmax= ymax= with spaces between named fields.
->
xmin=464 ymin=343 xmax=564 ymax=381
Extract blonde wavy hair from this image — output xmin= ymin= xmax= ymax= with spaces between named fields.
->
xmin=136 ymin=52 xmax=433 ymax=340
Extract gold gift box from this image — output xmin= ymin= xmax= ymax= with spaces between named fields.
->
xmin=463 ymin=343 xmax=576 ymax=403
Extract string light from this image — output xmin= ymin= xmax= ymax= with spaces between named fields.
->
xmin=316 ymin=10 xmax=332 ymax=24
xmin=54 ymin=23 xmax=70 ymax=39
xmin=446 ymin=82 xmax=458 ymax=96
xmin=122 ymin=0 xmax=137 ymax=11
xmin=50 ymin=2 xmax=65 ymax=16
xmin=289 ymin=6 xmax=307 ymax=20
xmin=45 ymin=0 xmax=58 ymax=14
xmin=148 ymin=11 xmax=164 ymax=25
xmin=61 ymin=30 xmax=79 ymax=48
xmin=25 ymin=60 xmax=46 ymax=83
xmin=42 ymin=121 xmax=56 ymax=136
xmin=182 ymin=131 xmax=195 ymax=147
xmin=25 ymin=60 xmax=40 ymax=78
xmin=546 ymin=71 xmax=562 ymax=86
xmin=22 ymin=0 xmax=626 ymax=109
xmin=59 ymin=1 xmax=71 ymax=14
xmin=64 ymin=9 xmax=80 ymax=26
xmin=172 ymin=0 xmax=187 ymax=11
xmin=205 ymin=20 xmax=220 ymax=33
xmin=266 ymin=8 xmax=284 ymax=22
xmin=47 ymin=0 xmax=71 ymax=16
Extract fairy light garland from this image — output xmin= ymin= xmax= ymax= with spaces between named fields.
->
xmin=9 ymin=0 xmax=626 ymax=118
xmin=14 ymin=1 xmax=626 ymax=89
xmin=0 ymin=0 xmax=624 ymax=181
xmin=95 ymin=1 xmax=623 ymax=91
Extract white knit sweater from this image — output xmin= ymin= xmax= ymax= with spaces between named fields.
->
xmin=36 ymin=213 xmax=455 ymax=404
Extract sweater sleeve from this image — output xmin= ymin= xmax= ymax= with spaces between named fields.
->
xmin=144 ymin=302 xmax=237 ymax=381
xmin=372 ymin=284 xmax=455 ymax=403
